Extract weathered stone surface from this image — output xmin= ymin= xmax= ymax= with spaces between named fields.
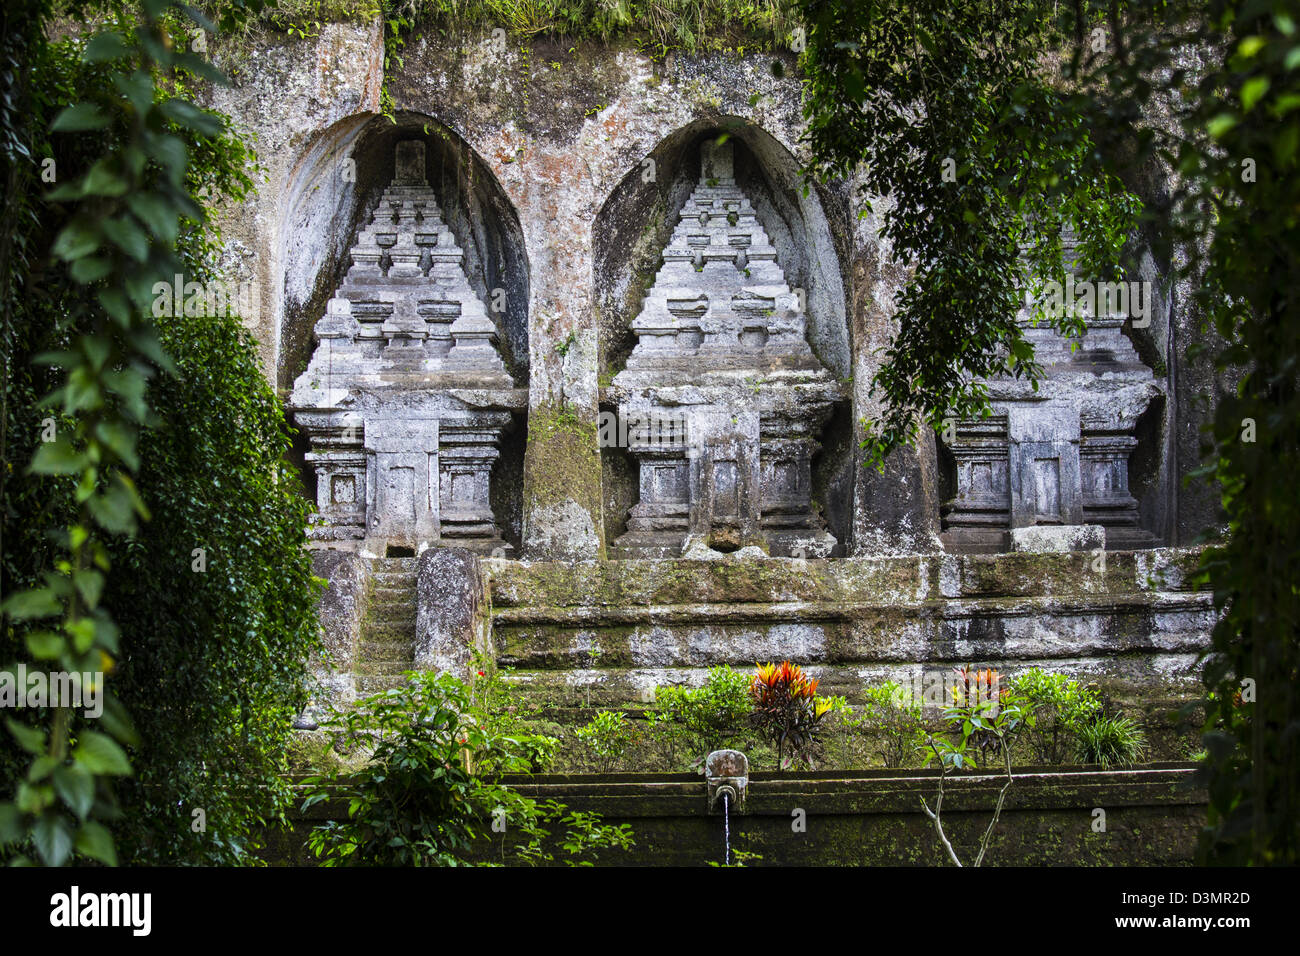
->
xmin=269 ymin=764 xmax=1205 ymax=866
xmin=607 ymin=141 xmax=845 ymax=559
xmin=290 ymin=141 xmax=523 ymax=555
xmin=201 ymin=26 xmax=1217 ymax=748
xmin=1010 ymin=524 xmax=1106 ymax=553
xmin=483 ymin=549 xmax=1210 ymax=709
xmin=302 ymin=549 xmax=368 ymax=720
xmin=415 ymin=547 xmax=490 ymax=675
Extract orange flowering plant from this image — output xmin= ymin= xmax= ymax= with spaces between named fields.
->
xmin=749 ymin=661 xmax=844 ymax=770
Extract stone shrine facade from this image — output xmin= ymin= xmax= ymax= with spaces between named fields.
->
xmin=608 ymin=141 xmax=845 ymax=558
xmin=289 ymin=141 xmax=525 ymax=555
xmin=940 ymin=256 xmax=1163 ymax=553
xmin=208 ymin=25 xmax=1215 ymax=724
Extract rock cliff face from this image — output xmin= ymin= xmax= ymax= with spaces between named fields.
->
xmin=201 ymin=21 xmax=1217 ymax=722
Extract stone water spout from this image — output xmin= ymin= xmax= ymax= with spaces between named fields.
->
xmin=705 ymin=749 xmax=748 ymax=814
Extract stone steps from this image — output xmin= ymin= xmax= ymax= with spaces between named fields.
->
xmin=355 ymin=657 xmax=414 ymax=676
xmin=356 ymin=673 xmax=416 ymax=697
xmin=349 ymin=556 xmax=420 ymax=692
xmin=360 ymin=619 xmax=416 ymax=642
xmin=367 ymin=608 xmax=415 ymax=624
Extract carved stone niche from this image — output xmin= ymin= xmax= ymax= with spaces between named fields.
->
xmin=607 ymin=141 xmax=846 ymax=558
xmin=290 ymin=140 xmax=526 ymax=555
xmin=940 ymin=261 xmax=1163 ymax=553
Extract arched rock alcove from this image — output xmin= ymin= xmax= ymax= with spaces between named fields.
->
xmin=593 ymin=121 xmax=854 ymax=554
xmin=278 ymin=112 xmax=530 ymax=552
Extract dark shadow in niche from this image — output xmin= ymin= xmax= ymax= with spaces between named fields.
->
xmin=812 ymin=402 xmax=855 ymax=556
xmin=490 ymin=421 xmax=526 ymax=554
xmin=1130 ymin=393 xmax=1167 ymax=544
xmin=592 ymin=119 xmax=852 ymax=549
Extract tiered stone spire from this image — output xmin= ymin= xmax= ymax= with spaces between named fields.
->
xmin=610 ymin=140 xmax=844 ymax=558
xmin=290 ymin=141 xmax=521 ymax=554
xmin=619 ymin=140 xmax=823 ymax=382
xmin=296 ymin=140 xmax=509 ymax=398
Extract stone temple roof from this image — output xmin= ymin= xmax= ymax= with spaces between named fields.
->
xmin=291 ymin=140 xmax=514 ymax=409
xmin=615 ymin=140 xmax=830 ymax=388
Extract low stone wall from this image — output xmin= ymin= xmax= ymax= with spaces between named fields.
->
xmin=268 ymin=763 xmax=1205 ymax=866
xmin=485 ymin=547 xmax=1212 ymax=712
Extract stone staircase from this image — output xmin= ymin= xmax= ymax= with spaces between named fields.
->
xmin=355 ymin=556 xmax=418 ymax=696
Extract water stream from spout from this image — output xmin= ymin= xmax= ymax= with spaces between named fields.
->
xmin=723 ymin=792 xmax=730 ymax=867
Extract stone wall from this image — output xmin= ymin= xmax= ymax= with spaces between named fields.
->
xmin=267 ymin=763 xmax=1206 ymax=866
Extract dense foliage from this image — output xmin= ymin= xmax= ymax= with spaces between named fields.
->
xmin=798 ymin=0 xmax=1300 ymax=864
xmin=229 ymin=0 xmax=799 ymax=53
xmin=304 ymin=672 xmax=634 ymax=865
xmin=1010 ymin=668 xmax=1103 ymax=765
xmin=655 ymin=664 xmax=752 ymax=754
xmin=799 ymin=0 xmax=1141 ymax=463
xmin=841 ymin=681 xmax=927 ymax=769
xmin=1 ymin=0 xmax=319 ymax=865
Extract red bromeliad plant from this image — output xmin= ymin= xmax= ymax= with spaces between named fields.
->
xmin=949 ymin=666 xmax=1010 ymax=761
xmin=749 ymin=661 xmax=838 ymax=770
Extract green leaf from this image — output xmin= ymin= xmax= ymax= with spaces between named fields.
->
xmin=82 ymin=31 xmax=130 ymax=63
xmin=5 ymin=718 xmax=47 ymax=755
xmin=50 ymin=219 xmax=102 ymax=262
xmin=81 ymin=159 xmax=130 ymax=198
xmin=53 ymin=766 xmax=95 ymax=821
xmin=2 ymin=587 xmax=62 ymax=620
xmin=29 ymin=755 xmax=61 ymax=783
xmin=65 ymin=615 xmax=97 ymax=654
xmin=97 ymin=287 xmax=132 ymax=325
xmin=94 ymin=421 xmax=139 ymax=471
xmin=50 ymin=102 xmax=110 ymax=133
xmin=33 ymin=813 xmax=73 ymax=867
xmin=126 ymin=193 xmax=180 ymax=242
xmin=72 ymin=731 xmax=132 ymax=776
xmin=74 ymin=821 xmax=117 ymax=865
xmin=73 ymin=569 xmax=106 ymax=609
xmin=100 ymin=215 xmax=150 ymax=262
xmin=1241 ymin=77 xmax=1270 ymax=112
xmin=86 ymin=476 xmax=143 ymax=535
xmin=1237 ymin=35 xmax=1267 ymax=59
xmin=30 ymin=438 xmax=85 ymax=475
xmin=69 ymin=256 xmax=113 ymax=284
xmin=25 ymin=630 xmax=67 ymax=660
xmin=1207 ymin=112 xmax=1239 ymax=140
xmin=159 ymin=98 xmax=223 ymax=138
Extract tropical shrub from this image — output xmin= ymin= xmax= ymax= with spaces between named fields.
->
xmin=843 ymin=681 xmax=927 ymax=768
xmin=470 ymin=659 xmax=559 ymax=773
xmin=655 ymin=664 xmax=753 ymax=757
xmin=303 ymin=672 xmax=633 ymax=866
xmin=945 ymin=667 xmax=1015 ymax=763
xmin=1073 ymin=712 xmax=1147 ymax=769
xmin=1010 ymin=668 xmax=1103 ymax=765
xmin=748 ymin=661 xmax=840 ymax=770
xmin=920 ymin=667 xmax=1034 ymax=866
xmin=574 ymin=710 xmax=636 ymax=774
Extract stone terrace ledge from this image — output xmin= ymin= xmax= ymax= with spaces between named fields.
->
xmin=482 ymin=547 xmax=1213 ymax=705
